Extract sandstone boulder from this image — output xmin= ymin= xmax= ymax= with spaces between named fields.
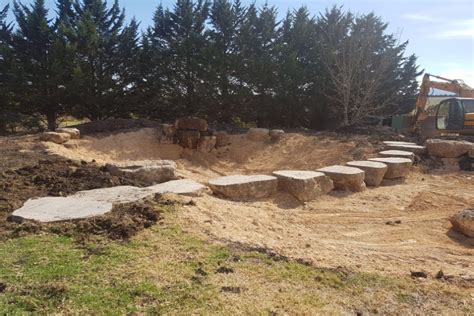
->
xmin=269 ymin=129 xmax=285 ymax=141
xmin=450 ymin=209 xmax=474 ymax=237
xmin=159 ymin=124 xmax=176 ymax=144
xmin=345 ymin=161 xmax=388 ymax=187
xmin=215 ymin=131 xmax=231 ymax=147
xmin=175 ymin=117 xmax=208 ymax=132
xmin=247 ymin=128 xmax=270 ymax=142
xmin=368 ymin=157 xmax=412 ymax=179
xmin=385 ymin=144 xmax=426 ymax=155
xmin=105 ymin=160 xmax=176 ymax=185
xmin=56 ymin=127 xmax=80 ymax=139
xmin=40 ymin=131 xmax=71 ymax=144
xmin=176 ymin=129 xmax=200 ymax=149
xmin=197 ymin=136 xmax=217 ymax=153
xmin=379 ymin=150 xmax=415 ymax=161
xmin=208 ymin=174 xmax=277 ymax=200
xmin=317 ymin=165 xmax=366 ymax=192
xmin=272 ymin=170 xmax=334 ymax=201
xmin=426 ymin=139 xmax=474 ymax=158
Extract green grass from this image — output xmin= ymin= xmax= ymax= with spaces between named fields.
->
xmin=0 ymin=206 xmax=471 ymax=314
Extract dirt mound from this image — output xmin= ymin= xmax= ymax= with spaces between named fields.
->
xmin=74 ymin=118 xmax=161 ymax=136
xmin=2 ymin=198 xmax=166 ymax=242
xmin=0 ymin=158 xmax=145 ymax=214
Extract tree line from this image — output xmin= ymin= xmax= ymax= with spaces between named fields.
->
xmin=0 ymin=0 xmax=420 ymax=132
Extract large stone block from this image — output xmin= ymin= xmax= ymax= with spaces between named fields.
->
xmin=175 ymin=117 xmax=208 ymax=132
xmin=208 ymin=174 xmax=277 ymax=200
xmin=382 ymin=141 xmax=417 ymax=146
xmin=272 ymin=170 xmax=334 ymax=201
xmin=176 ymin=129 xmax=200 ymax=149
xmin=247 ymin=128 xmax=270 ymax=142
xmin=40 ymin=132 xmax=71 ymax=144
xmin=215 ymin=131 xmax=231 ymax=147
xmin=368 ymin=157 xmax=412 ymax=179
xmin=426 ymin=139 xmax=474 ymax=158
xmin=269 ymin=129 xmax=285 ymax=141
xmin=56 ymin=127 xmax=80 ymax=139
xmin=105 ymin=160 xmax=177 ymax=185
xmin=197 ymin=136 xmax=217 ymax=153
xmin=450 ymin=209 xmax=474 ymax=237
xmin=379 ymin=150 xmax=415 ymax=161
xmin=317 ymin=165 xmax=366 ymax=192
xmin=346 ymin=161 xmax=388 ymax=187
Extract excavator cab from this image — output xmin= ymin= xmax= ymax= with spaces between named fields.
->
xmin=435 ymin=98 xmax=474 ymax=133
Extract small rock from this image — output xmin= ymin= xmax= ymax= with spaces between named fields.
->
xmin=216 ymin=267 xmax=234 ymax=274
xmin=56 ymin=127 xmax=80 ymax=139
xmin=450 ymin=209 xmax=474 ymax=237
xmin=269 ymin=129 xmax=285 ymax=141
xmin=40 ymin=132 xmax=71 ymax=144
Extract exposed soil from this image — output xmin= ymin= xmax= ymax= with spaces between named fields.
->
xmin=6 ymin=128 xmax=474 ymax=282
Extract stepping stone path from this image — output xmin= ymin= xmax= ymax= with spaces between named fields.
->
xmin=317 ymin=165 xmax=366 ymax=192
xmin=11 ymin=179 xmax=206 ymax=223
xmin=106 ymin=160 xmax=176 ymax=185
xmin=272 ymin=170 xmax=333 ymax=201
xmin=368 ymin=157 xmax=412 ymax=179
xmin=208 ymin=174 xmax=277 ymax=200
xmin=426 ymin=139 xmax=474 ymax=158
xmin=384 ymin=143 xmax=426 ymax=155
xmin=379 ymin=150 xmax=415 ymax=161
xmin=345 ymin=161 xmax=387 ymax=187
xmin=451 ymin=209 xmax=474 ymax=237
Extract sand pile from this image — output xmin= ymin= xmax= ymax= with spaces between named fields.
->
xmin=45 ymin=128 xmax=380 ymax=182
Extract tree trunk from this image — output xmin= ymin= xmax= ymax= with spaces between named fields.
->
xmin=46 ymin=112 xmax=57 ymax=131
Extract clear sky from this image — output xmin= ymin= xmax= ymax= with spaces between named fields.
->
xmin=4 ymin=0 xmax=474 ymax=86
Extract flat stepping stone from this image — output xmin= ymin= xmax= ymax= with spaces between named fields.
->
xmin=272 ymin=170 xmax=334 ymax=201
xmin=148 ymin=179 xmax=207 ymax=196
xmin=368 ymin=157 xmax=412 ymax=179
xmin=317 ymin=165 xmax=366 ymax=192
xmin=382 ymin=141 xmax=417 ymax=146
xmin=379 ymin=150 xmax=415 ymax=161
xmin=75 ymin=186 xmax=152 ymax=203
xmin=11 ymin=197 xmax=112 ymax=223
xmin=345 ymin=161 xmax=387 ymax=187
xmin=385 ymin=144 xmax=426 ymax=155
xmin=451 ymin=209 xmax=474 ymax=237
xmin=208 ymin=175 xmax=277 ymax=200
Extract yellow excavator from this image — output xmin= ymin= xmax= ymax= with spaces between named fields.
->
xmin=412 ymin=73 xmax=474 ymax=135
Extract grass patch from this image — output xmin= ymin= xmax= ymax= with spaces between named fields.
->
xmin=0 ymin=204 xmax=471 ymax=314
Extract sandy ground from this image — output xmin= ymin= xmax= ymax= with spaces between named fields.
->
xmin=43 ymin=128 xmax=474 ymax=278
